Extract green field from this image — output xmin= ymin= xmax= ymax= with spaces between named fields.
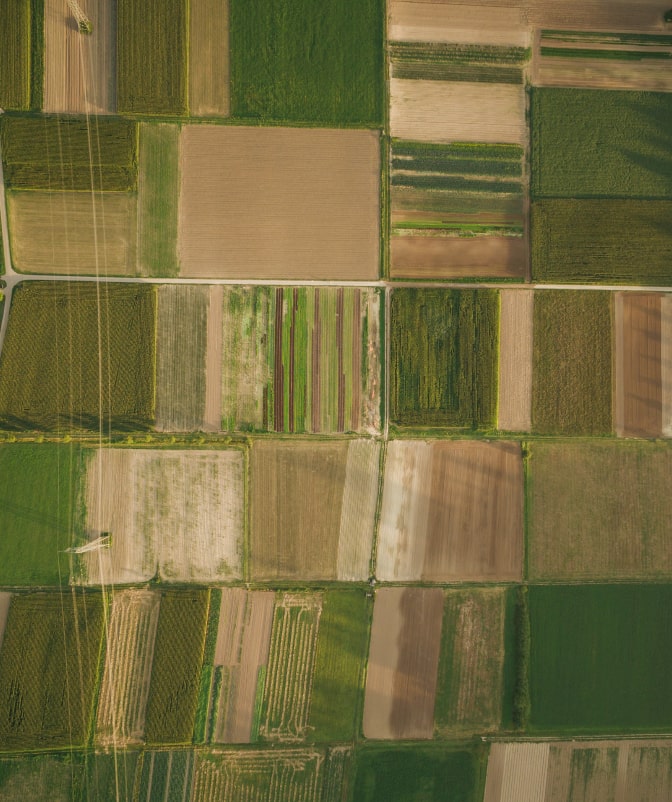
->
xmin=532 ymin=290 xmax=612 ymax=434
xmin=85 ymin=751 xmax=139 ymax=802
xmin=137 ymin=750 xmax=194 ymax=802
xmin=529 ymin=585 xmax=672 ymax=732
xmin=0 ymin=282 xmax=156 ymax=431
xmin=390 ymin=43 xmax=528 ymax=83
xmin=229 ymin=0 xmax=384 ymax=124
xmin=0 ymin=591 xmax=104 ymax=749
xmin=0 ymin=753 xmax=83 ymax=802
xmin=390 ymin=288 xmax=499 ymax=428
xmin=308 ymin=590 xmax=369 ymax=742
xmin=0 ymin=444 xmax=87 ymax=585
xmin=145 ymin=590 xmax=210 ymax=745
xmin=0 ymin=116 xmax=137 ymax=191
xmin=531 ymin=89 xmax=672 ymax=199
xmin=0 ymin=0 xmax=32 ymax=110
xmin=531 ymin=199 xmax=672 ymax=284
xmin=117 ymin=0 xmax=188 ymax=114
xmin=353 ymin=747 xmax=485 ymax=802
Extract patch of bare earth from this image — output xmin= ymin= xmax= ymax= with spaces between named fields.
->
xmin=203 ymin=285 xmax=223 ymax=432
xmin=177 ymin=126 xmax=380 ymax=280
xmin=662 ymin=295 xmax=672 ymax=437
xmin=0 ymin=593 xmax=12 ymax=654
xmin=390 ymin=235 xmax=526 ymax=279
xmin=484 ymin=743 xmax=550 ymax=802
xmin=498 ymin=289 xmax=534 ymax=432
xmin=535 ymin=57 xmax=672 ymax=92
xmin=189 ymin=0 xmax=230 ymax=116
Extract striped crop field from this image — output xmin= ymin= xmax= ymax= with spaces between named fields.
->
xmin=390 ymin=42 xmax=529 ymax=84
xmin=137 ymin=749 xmax=195 ymax=802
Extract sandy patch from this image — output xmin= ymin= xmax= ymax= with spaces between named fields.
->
xmin=391 ymin=235 xmax=526 ymax=279
xmin=390 ymin=79 xmax=526 ymax=144
xmin=189 ymin=0 xmax=230 ymax=116
xmin=661 ymin=294 xmax=672 ymax=437
xmin=203 ymin=285 xmax=223 ymax=432
xmin=177 ymin=126 xmax=380 ymax=280
xmin=0 ymin=593 xmax=12 ymax=655
xmin=44 ymin=0 xmax=116 ymax=114
xmin=498 ymin=289 xmax=533 ymax=432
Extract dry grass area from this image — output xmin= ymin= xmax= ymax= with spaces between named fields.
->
xmin=250 ymin=440 xmax=380 ymax=581
xmin=177 ymin=126 xmax=380 ymax=280
xmin=498 ymin=289 xmax=533 ymax=432
xmin=377 ymin=440 xmax=524 ymax=582
xmin=391 ymin=236 xmax=526 ymax=279
xmin=363 ymin=587 xmax=443 ymax=740
xmin=663 ymin=295 xmax=672 ymax=437
xmin=189 ymin=0 xmax=230 ymax=115
xmin=8 ymin=191 xmax=136 ymax=275
xmin=390 ymin=79 xmax=526 ymax=144
xmin=0 ymin=593 xmax=11 ymax=654
xmin=535 ymin=56 xmax=672 ymax=92
xmin=44 ymin=0 xmax=116 ymax=113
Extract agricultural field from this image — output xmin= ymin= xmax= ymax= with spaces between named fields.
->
xmin=0 ymin=282 xmax=156 ymax=431
xmin=532 ymin=290 xmax=612 ymax=434
xmin=0 ymin=753 xmax=83 ymax=802
xmin=76 ymin=447 xmax=244 ymax=584
xmin=390 ymin=42 xmax=529 ymax=84
xmin=527 ymin=441 xmax=672 ymax=581
xmin=377 ymin=440 xmax=524 ymax=582
xmin=137 ymin=749 xmax=195 ymax=802
xmin=229 ymin=0 xmax=384 ymax=124
xmin=189 ymin=0 xmax=230 ymax=116
xmin=250 ymin=440 xmax=380 ymax=581
xmin=390 ymin=288 xmax=499 ymax=428
xmin=0 ymin=591 xmax=104 ymax=749
xmin=85 ymin=751 xmax=139 ymax=802
xmin=0 ymin=0 xmax=41 ymax=110
xmin=220 ymin=286 xmax=381 ymax=434
xmin=528 ymin=584 xmax=672 ymax=732
xmin=498 ymin=289 xmax=534 ymax=432
xmin=177 ymin=126 xmax=380 ymax=281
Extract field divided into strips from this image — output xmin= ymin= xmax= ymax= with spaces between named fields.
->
xmin=189 ymin=0 xmax=230 ymax=116
xmin=498 ymin=289 xmax=533 ymax=432
xmin=390 ymin=42 xmax=529 ymax=84
xmin=0 ymin=282 xmax=156 ymax=431
xmin=137 ymin=749 xmax=195 ymax=802
xmin=85 ymin=751 xmax=139 ymax=802
xmin=532 ymin=290 xmax=612 ymax=434
xmin=390 ymin=289 xmax=499 ymax=429
xmin=78 ymin=448 xmax=244 ymax=584
xmin=527 ymin=441 xmax=672 ymax=581
xmin=0 ymin=591 xmax=104 ymax=749
xmin=0 ymin=753 xmax=83 ymax=802
xmin=117 ymin=0 xmax=188 ymax=114
xmin=221 ymin=286 xmax=381 ymax=434
xmin=145 ymin=589 xmax=210 ymax=745
xmin=177 ymin=126 xmax=380 ymax=281
xmin=377 ymin=441 xmax=523 ymax=582
xmin=250 ymin=440 xmax=380 ymax=581
xmin=390 ymin=141 xmax=526 ymax=279
xmin=96 ymin=589 xmax=160 ymax=746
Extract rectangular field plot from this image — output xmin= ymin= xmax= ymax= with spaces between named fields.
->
xmin=137 ymin=749 xmax=195 ymax=802
xmin=76 ymin=447 xmax=244 ymax=584
xmin=0 ymin=591 xmax=104 ymax=749
xmin=250 ymin=440 xmax=380 ymax=581
xmin=0 ymin=0 xmax=33 ymax=110
xmin=0 ymin=753 xmax=84 ymax=802
xmin=189 ymin=0 xmax=230 ymax=116
xmin=85 ymin=751 xmax=139 ymax=802
xmin=0 ymin=282 xmax=155 ymax=431
xmin=527 ymin=441 xmax=672 ymax=581
xmin=532 ymin=290 xmax=612 ymax=434
xmin=221 ymin=286 xmax=381 ymax=434
xmin=390 ymin=42 xmax=528 ymax=84
xmin=498 ymin=289 xmax=534 ymax=432
xmin=177 ymin=126 xmax=380 ymax=281
xmin=377 ymin=441 xmax=523 ymax=582
xmin=528 ymin=585 xmax=672 ymax=732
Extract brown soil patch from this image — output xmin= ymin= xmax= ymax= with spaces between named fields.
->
xmin=0 ymin=594 xmax=12 ymax=655
xmin=536 ymin=57 xmax=672 ymax=92
xmin=177 ymin=126 xmax=380 ymax=280
xmin=189 ymin=0 xmax=230 ymax=116
xmin=498 ymin=289 xmax=534 ymax=432
xmin=662 ymin=295 xmax=672 ymax=437
xmin=44 ymin=0 xmax=116 ymax=114
xmin=203 ymin=284 xmax=223 ymax=432
xmin=391 ymin=235 xmax=526 ymax=279
xmin=484 ymin=743 xmax=550 ymax=802
xmin=525 ymin=1 xmax=671 ymax=31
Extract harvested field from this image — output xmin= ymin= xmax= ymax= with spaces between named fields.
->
xmin=155 ymin=285 xmax=208 ymax=431
xmin=0 ymin=594 xmax=11 ymax=654
xmin=0 ymin=754 xmax=83 ymax=802
xmin=138 ymin=749 xmax=194 ymax=801
xmin=363 ymin=587 xmax=444 ymax=740
xmin=177 ymin=126 xmax=380 ymax=280
xmin=435 ymin=588 xmax=508 ymax=735
xmin=527 ymin=440 xmax=672 ymax=580
xmin=498 ymin=289 xmax=533 ymax=432
xmin=391 ymin=236 xmax=525 ymax=279
xmin=663 ymin=295 xmax=672 ymax=436
xmin=7 ymin=191 xmax=137 ymax=275
xmin=524 ymin=1 xmax=672 ymax=30
xmin=390 ymin=80 xmax=526 ymax=144
xmin=250 ymin=440 xmax=380 ymax=581
xmin=377 ymin=440 xmax=523 ymax=582
xmin=189 ymin=0 xmax=230 ymax=116
xmin=204 ymin=285 xmax=223 ymax=432
xmin=483 ymin=743 xmax=550 ymax=802
xmin=96 ymin=588 xmax=161 ymax=746
xmin=78 ymin=448 xmax=244 ymax=584
xmin=44 ymin=0 xmax=116 ymax=114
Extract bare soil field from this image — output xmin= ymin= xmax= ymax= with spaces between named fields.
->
xmin=498 ymin=289 xmax=533 ymax=432
xmin=44 ymin=0 xmax=116 ymax=113
xmin=484 ymin=743 xmax=550 ymax=802
xmin=377 ymin=440 xmax=524 ymax=582
xmin=177 ymin=126 xmax=380 ymax=280
xmin=662 ymin=295 xmax=672 ymax=437
xmin=0 ymin=593 xmax=11 ymax=654
xmin=391 ymin=235 xmax=526 ymax=279
xmin=535 ymin=56 xmax=672 ymax=92
xmin=525 ymin=0 xmax=672 ymax=31
xmin=363 ymin=587 xmax=444 ymax=740
xmin=390 ymin=80 xmax=526 ymax=144
xmin=189 ymin=0 xmax=230 ymax=116
xmin=614 ymin=292 xmax=662 ymax=438
xmin=204 ymin=285 xmax=223 ymax=432
xmin=8 ymin=191 xmax=136 ymax=275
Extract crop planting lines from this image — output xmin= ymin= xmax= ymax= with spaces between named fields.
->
xmin=189 ymin=0 xmax=230 ymax=116
xmin=0 ymin=754 xmax=83 ymax=802
xmin=498 ymin=289 xmax=533 ymax=432
xmin=177 ymin=126 xmax=380 ymax=281
xmin=259 ymin=593 xmax=322 ymax=742
xmin=377 ymin=441 xmax=523 ymax=582
xmin=483 ymin=743 xmax=550 ymax=802
xmin=138 ymin=749 xmax=195 ymax=802
xmin=96 ymin=589 xmax=160 ymax=746
xmin=363 ymin=587 xmax=443 ymax=740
